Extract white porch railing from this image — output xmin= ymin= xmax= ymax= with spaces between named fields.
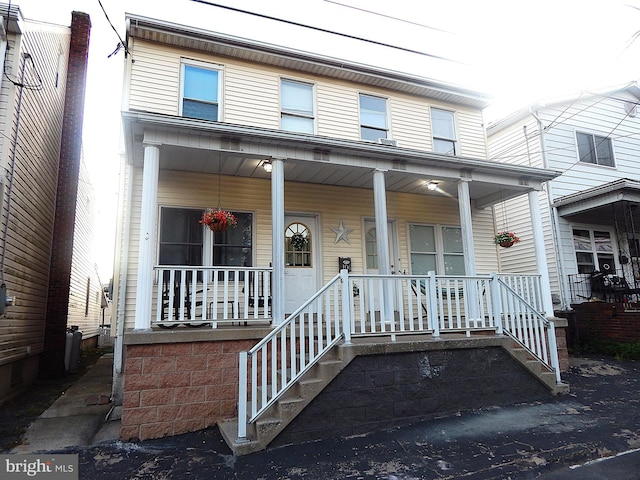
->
xmin=152 ymin=266 xmax=272 ymax=328
xmin=236 ymin=271 xmax=561 ymax=441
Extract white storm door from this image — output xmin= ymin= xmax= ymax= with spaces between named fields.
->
xmin=284 ymin=215 xmax=318 ymax=314
xmin=364 ymin=219 xmax=398 ymax=274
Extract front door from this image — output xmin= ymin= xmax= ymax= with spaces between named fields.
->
xmin=364 ymin=219 xmax=398 ymax=274
xmin=284 ymin=215 xmax=318 ymax=314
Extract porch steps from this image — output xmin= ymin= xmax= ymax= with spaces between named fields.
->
xmin=218 ymin=346 xmax=352 ymax=456
xmin=504 ymin=344 xmax=569 ymax=395
xmin=219 ymin=334 xmax=569 ymax=455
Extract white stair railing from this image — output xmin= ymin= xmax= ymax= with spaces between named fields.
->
xmin=237 ymin=272 xmax=347 ymax=441
xmin=495 ymin=274 xmax=561 ymax=383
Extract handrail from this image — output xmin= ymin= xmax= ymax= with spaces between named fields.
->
xmin=237 ymin=273 xmax=344 ymax=440
xmin=496 ymin=277 xmax=561 ymax=383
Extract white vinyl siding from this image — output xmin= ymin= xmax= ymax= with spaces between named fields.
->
xmin=127 ymin=40 xmax=489 ymax=157
xmin=0 ymin=23 xmax=73 ymax=370
xmin=120 ymin=170 xmax=498 ymax=330
xmin=67 ymin=161 xmax=104 ymax=339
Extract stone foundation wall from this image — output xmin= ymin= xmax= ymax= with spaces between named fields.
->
xmin=272 ymin=347 xmax=551 ymax=447
xmin=120 ymin=339 xmax=255 ymax=441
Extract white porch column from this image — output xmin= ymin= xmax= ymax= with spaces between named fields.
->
xmin=529 ymin=190 xmax=554 ymax=317
xmin=373 ymin=170 xmax=391 ymax=275
xmin=373 ymin=169 xmax=393 ymax=323
xmin=134 ymin=143 xmax=160 ymax=330
xmin=271 ymin=158 xmax=285 ymax=325
xmin=457 ymin=179 xmax=476 ymax=276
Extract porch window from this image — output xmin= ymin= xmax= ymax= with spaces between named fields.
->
xmin=212 ymin=212 xmax=253 ymax=267
xmin=180 ymin=61 xmax=221 ymax=121
xmin=409 ymin=224 xmax=465 ymax=275
xmin=158 ymin=207 xmax=253 ymax=268
xmin=573 ymin=228 xmax=614 ymax=274
xmin=576 ymin=132 xmax=614 ymax=167
xmin=359 ymin=93 xmax=388 ymax=141
xmin=285 ymin=223 xmax=312 ymax=267
xmin=281 ymin=79 xmax=314 ymax=133
xmin=159 ymin=207 xmax=204 ymax=266
xmin=431 ymin=108 xmax=457 ymax=155
xmin=365 ymin=228 xmax=377 ymax=269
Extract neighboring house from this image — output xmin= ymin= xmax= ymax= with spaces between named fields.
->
xmin=487 ymin=83 xmax=640 ymax=309
xmin=0 ymin=4 xmax=91 ymax=400
xmin=115 ymin=12 xmax=568 ymax=452
xmin=67 ymin=158 xmax=109 ymax=345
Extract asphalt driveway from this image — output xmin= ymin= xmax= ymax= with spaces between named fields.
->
xmin=32 ymin=355 xmax=640 ymax=479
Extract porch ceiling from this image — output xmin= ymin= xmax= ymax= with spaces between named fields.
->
xmin=123 ymin=111 xmax=560 ymax=208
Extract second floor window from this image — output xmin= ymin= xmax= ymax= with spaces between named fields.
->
xmin=281 ymin=79 xmax=314 ymax=133
xmin=359 ymin=93 xmax=388 ymax=141
xmin=576 ymin=132 xmax=614 ymax=167
xmin=431 ymin=108 xmax=457 ymax=155
xmin=181 ymin=63 xmax=220 ymax=121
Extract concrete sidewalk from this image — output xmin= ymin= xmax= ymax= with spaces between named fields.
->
xmin=11 ymin=353 xmax=120 ymax=453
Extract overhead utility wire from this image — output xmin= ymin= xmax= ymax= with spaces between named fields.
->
xmin=323 ymin=0 xmax=454 ymax=34
xmin=97 ymin=0 xmax=131 ymax=58
xmin=191 ymin=0 xmax=465 ymax=65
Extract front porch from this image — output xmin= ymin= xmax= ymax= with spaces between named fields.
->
xmin=120 ymin=268 xmax=569 ymax=448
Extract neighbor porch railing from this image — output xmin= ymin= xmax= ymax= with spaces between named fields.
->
xmin=236 ymin=271 xmax=560 ymax=441
xmin=152 ymin=266 xmax=273 ymax=328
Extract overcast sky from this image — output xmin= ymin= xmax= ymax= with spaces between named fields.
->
xmin=11 ymin=0 xmax=640 ymax=278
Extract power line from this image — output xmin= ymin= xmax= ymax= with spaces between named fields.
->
xmin=323 ymin=0 xmax=454 ymax=34
xmin=97 ymin=0 xmax=131 ymax=58
xmin=190 ymin=0 xmax=465 ymax=65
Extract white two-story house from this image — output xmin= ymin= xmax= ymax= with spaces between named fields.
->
xmin=488 ymin=83 xmax=640 ymax=308
xmin=114 ymin=10 xmax=568 ymax=453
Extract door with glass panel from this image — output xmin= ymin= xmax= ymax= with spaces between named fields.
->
xmin=284 ymin=216 xmax=318 ymax=314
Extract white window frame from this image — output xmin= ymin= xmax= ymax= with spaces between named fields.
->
xmin=157 ymin=206 xmax=254 ymax=268
xmin=358 ymin=92 xmax=389 ymax=141
xmin=179 ymin=59 xmax=224 ymax=121
xmin=575 ymin=130 xmax=615 ymax=167
xmin=431 ymin=107 xmax=457 ymax=155
xmin=408 ymin=223 xmax=464 ymax=275
xmin=280 ymin=78 xmax=315 ymax=134
xmin=571 ymin=225 xmax=617 ymax=275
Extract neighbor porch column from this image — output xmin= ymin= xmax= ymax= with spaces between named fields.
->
xmin=457 ymin=179 xmax=476 ymax=275
xmin=134 ymin=143 xmax=160 ymax=330
xmin=272 ymin=157 xmax=285 ymax=325
xmin=529 ymin=190 xmax=554 ymax=317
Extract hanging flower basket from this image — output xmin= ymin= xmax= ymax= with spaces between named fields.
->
xmin=199 ymin=208 xmax=237 ymax=232
xmin=494 ymin=231 xmax=520 ymax=248
xmin=290 ymin=232 xmax=308 ymax=251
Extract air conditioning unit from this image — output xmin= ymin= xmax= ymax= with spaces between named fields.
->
xmin=376 ymin=138 xmax=397 ymax=147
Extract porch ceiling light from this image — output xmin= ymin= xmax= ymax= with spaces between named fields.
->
xmin=427 ymin=181 xmax=438 ymax=191
xmin=262 ymin=160 xmax=273 ymax=173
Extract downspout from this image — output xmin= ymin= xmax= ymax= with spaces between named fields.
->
xmin=112 ymin=154 xmax=132 ymax=404
xmin=531 ymin=107 xmax=570 ymax=310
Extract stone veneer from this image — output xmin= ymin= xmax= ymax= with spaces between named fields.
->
xmin=120 ymin=328 xmax=269 ymax=441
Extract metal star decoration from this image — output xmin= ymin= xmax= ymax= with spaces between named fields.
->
xmin=331 ymin=220 xmax=353 ymax=244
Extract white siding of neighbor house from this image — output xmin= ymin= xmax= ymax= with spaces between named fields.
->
xmin=67 ymin=160 xmax=104 ymax=339
xmin=0 ymin=23 xmax=70 ymax=369
xmin=126 ymin=40 xmax=489 ymax=159
xmin=537 ymin=93 xmax=640 ymax=200
xmin=120 ymin=170 xmax=499 ymax=330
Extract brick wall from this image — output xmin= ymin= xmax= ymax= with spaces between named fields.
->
xmin=121 ymin=339 xmax=255 ymax=441
xmin=560 ymin=302 xmax=640 ymax=346
xmin=41 ymin=11 xmax=91 ymax=378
